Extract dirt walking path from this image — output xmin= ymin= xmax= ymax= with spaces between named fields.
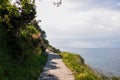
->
xmin=38 ymin=51 xmax=75 ymax=80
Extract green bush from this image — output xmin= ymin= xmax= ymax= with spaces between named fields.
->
xmin=0 ymin=1 xmax=48 ymax=80
xmin=21 ymin=25 xmax=39 ymax=38
xmin=0 ymin=48 xmax=47 ymax=80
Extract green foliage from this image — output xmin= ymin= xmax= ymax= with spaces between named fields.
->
xmin=60 ymin=52 xmax=120 ymax=80
xmin=22 ymin=3 xmax=35 ymax=14
xmin=48 ymin=45 xmax=61 ymax=53
xmin=7 ymin=5 xmax=19 ymax=17
xmin=0 ymin=48 xmax=47 ymax=80
xmin=60 ymin=52 xmax=101 ymax=80
xmin=0 ymin=0 xmax=39 ymax=56
xmin=0 ymin=0 xmax=49 ymax=80
xmin=21 ymin=3 xmax=36 ymax=22
xmin=21 ymin=25 xmax=39 ymax=37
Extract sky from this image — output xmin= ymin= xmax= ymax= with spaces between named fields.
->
xmin=35 ymin=0 xmax=120 ymax=50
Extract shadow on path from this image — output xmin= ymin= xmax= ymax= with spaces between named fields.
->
xmin=38 ymin=51 xmax=74 ymax=80
xmin=38 ymin=52 xmax=61 ymax=80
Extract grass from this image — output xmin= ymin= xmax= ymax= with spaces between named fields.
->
xmin=0 ymin=47 xmax=47 ymax=80
xmin=0 ymin=3 xmax=48 ymax=80
xmin=60 ymin=52 xmax=120 ymax=80
xmin=60 ymin=52 xmax=101 ymax=80
xmin=0 ymin=20 xmax=48 ymax=80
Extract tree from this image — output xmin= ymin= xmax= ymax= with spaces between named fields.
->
xmin=0 ymin=0 xmax=61 ymax=57
xmin=0 ymin=0 xmax=37 ymax=56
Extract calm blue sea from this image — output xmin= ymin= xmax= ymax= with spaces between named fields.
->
xmin=63 ymin=48 xmax=120 ymax=76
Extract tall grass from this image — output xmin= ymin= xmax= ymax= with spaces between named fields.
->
xmin=60 ymin=52 xmax=120 ymax=80
xmin=0 ymin=48 xmax=47 ymax=80
xmin=60 ymin=52 xmax=101 ymax=80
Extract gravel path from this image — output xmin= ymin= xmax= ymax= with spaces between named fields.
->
xmin=38 ymin=51 xmax=75 ymax=80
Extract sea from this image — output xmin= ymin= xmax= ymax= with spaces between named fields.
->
xmin=62 ymin=48 xmax=120 ymax=76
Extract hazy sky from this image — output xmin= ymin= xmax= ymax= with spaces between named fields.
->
xmin=35 ymin=0 xmax=120 ymax=49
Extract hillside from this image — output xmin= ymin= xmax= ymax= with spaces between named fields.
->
xmin=0 ymin=0 xmax=49 ymax=80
